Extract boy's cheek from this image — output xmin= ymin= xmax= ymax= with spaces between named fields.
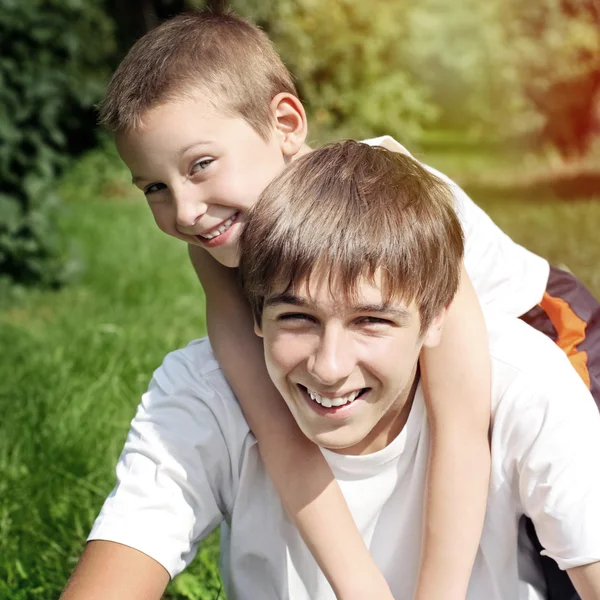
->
xmin=149 ymin=204 xmax=180 ymax=239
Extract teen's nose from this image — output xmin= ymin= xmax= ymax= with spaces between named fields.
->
xmin=173 ymin=187 xmax=208 ymax=229
xmin=307 ymin=326 xmax=354 ymax=386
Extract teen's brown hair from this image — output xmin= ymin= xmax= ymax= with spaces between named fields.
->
xmin=240 ymin=140 xmax=464 ymax=332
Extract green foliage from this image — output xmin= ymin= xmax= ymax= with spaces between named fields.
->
xmin=226 ymin=0 xmax=436 ymax=142
xmin=393 ymin=0 xmax=600 ymax=147
xmin=0 ymin=0 xmax=116 ymax=286
xmin=229 ymin=0 xmax=600 ymax=151
xmin=167 ymin=547 xmax=224 ymax=599
xmin=59 ymin=134 xmax=131 ymax=205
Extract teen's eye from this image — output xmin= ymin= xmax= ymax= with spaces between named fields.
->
xmin=144 ymin=182 xmax=167 ymax=196
xmin=356 ymin=316 xmax=392 ymax=327
xmin=191 ymin=158 xmax=214 ymax=174
xmin=277 ymin=313 xmax=315 ymax=324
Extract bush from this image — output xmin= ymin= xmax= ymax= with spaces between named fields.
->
xmin=0 ymin=0 xmax=116 ymax=286
xmin=228 ymin=0 xmax=437 ymax=142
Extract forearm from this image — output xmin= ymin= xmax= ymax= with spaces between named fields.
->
xmin=189 ymin=245 xmax=392 ymax=599
xmin=569 ymin=562 xmax=600 ymax=599
xmin=415 ymin=265 xmax=491 ymax=600
xmin=415 ymin=416 xmax=490 ymax=600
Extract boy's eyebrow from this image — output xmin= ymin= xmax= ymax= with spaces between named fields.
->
xmin=177 ymin=140 xmax=214 ymax=158
xmin=264 ymin=293 xmax=412 ymax=322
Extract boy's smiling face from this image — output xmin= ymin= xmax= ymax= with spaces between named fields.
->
xmin=116 ymin=96 xmax=295 ymax=267
xmin=256 ymin=271 xmax=446 ymax=455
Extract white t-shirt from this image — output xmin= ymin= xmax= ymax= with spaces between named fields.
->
xmin=363 ymin=136 xmax=550 ymax=317
xmin=89 ymin=319 xmax=600 ymax=600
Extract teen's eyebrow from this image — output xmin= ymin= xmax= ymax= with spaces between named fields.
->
xmin=353 ymin=303 xmax=412 ymax=324
xmin=264 ymin=293 xmax=308 ymax=309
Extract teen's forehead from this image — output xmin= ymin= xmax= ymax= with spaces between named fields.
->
xmin=265 ymin=273 xmax=414 ymax=316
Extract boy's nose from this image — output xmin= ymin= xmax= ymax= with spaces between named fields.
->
xmin=174 ymin=192 xmax=208 ymax=229
xmin=307 ymin=328 xmax=355 ymax=386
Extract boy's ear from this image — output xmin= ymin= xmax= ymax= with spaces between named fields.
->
xmin=422 ymin=308 xmax=448 ymax=349
xmin=270 ymin=93 xmax=308 ymax=158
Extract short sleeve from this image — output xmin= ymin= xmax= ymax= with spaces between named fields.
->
xmin=500 ymin=366 xmax=600 ymax=570
xmin=361 ymin=135 xmax=549 ymax=316
xmin=423 ymin=167 xmax=549 ymax=317
xmin=88 ymin=341 xmax=249 ymax=578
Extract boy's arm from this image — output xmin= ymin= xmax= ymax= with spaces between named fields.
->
xmin=415 ymin=264 xmax=491 ymax=600
xmin=189 ymin=244 xmax=393 ymax=600
xmin=60 ymin=541 xmax=169 ymax=600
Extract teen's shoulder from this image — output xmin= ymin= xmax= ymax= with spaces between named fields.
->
xmin=152 ymin=337 xmax=235 ymax=402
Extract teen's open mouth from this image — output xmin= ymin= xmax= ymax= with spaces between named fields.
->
xmin=298 ymin=384 xmax=369 ymax=409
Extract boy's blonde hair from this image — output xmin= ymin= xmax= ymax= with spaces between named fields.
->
xmin=240 ymin=141 xmax=464 ymax=333
xmin=99 ymin=10 xmax=297 ymax=139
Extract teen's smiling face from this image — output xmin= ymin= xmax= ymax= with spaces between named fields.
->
xmin=256 ymin=272 xmax=446 ymax=455
xmin=116 ymin=96 xmax=291 ymax=267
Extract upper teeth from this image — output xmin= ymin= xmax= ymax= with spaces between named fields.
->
xmin=307 ymin=389 xmax=360 ymax=408
xmin=200 ymin=213 xmax=238 ymax=239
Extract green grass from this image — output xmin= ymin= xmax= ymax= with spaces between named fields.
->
xmin=0 ymin=188 xmax=221 ymax=599
xmin=1 ymin=148 xmax=599 ymax=599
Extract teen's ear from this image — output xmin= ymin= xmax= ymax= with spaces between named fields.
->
xmin=421 ymin=308 xmax=448 ymax=349
xmin=270 ymin=93 xmax=308 ymax=159
xmin=254 ymin=319 xmax=264 ymax=338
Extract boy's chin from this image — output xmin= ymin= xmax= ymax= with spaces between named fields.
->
xmin=210 ymin=250 xmax=240 ymax=269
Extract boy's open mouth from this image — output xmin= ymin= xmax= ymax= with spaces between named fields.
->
xmin=197 ymin=212 xmax=239 ymax=241
xmin=298 ymin=384 xmax=369 ymax=409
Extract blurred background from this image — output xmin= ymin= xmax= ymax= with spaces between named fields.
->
xmin=1 ymin=0 xmax=599 ymax=598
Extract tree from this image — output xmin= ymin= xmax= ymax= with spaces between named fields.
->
xmin=522 ymin=0 xmax=600 ymax=158
xmin=0 ymin=0 xmax=116 ymax=286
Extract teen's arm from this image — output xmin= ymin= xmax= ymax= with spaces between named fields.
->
xmin=189 ymin=244 xmax=393 ymax=600
xmin=60 ymin=541 xmax=169 ymax=600
xmin=569 ymin=562 xmax=600 ymax=599
xmin=415 ymin=264 xmax=491 ymax=600
xmin=62 ymin=342 xmax=237 ymax=600
xmin=507 ymin=331 xmax=600 ymax=599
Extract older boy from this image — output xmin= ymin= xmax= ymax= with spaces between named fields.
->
xmin=63 ymin=142 xmax=600 ymax=600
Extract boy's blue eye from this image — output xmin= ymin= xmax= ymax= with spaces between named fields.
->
xmin=191 ymin=158 xmax=214 ymax=173
xmin=144 ymin=182 xmax=167 ymax=195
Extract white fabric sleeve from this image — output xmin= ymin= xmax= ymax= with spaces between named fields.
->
xmin=361 ymin=135 xmax=549 ymax=316
xmin=88 ymin=341 xmax=248 ymax=578
xmin=423 ymin=167 xmax=549 ymax=317
xmin=499 ymin=365 xmax=600 ymax=570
